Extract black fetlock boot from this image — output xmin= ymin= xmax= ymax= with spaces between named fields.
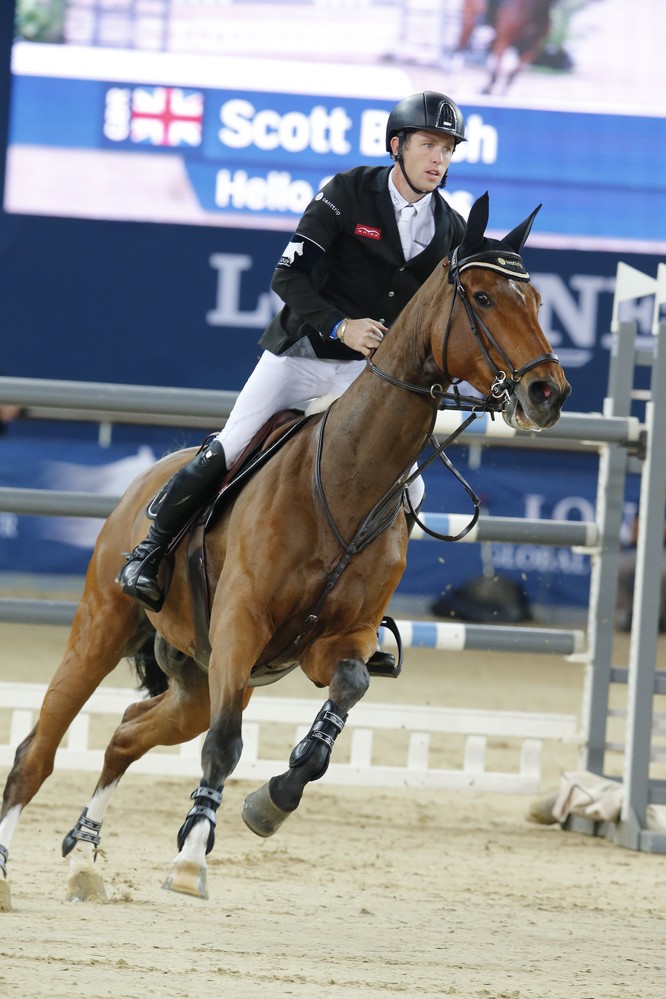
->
xmin=117 ymin=439 xmax=227 ymax=612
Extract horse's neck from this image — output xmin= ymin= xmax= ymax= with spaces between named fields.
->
xmin=319 ymin=329 xmax=438 ymax=517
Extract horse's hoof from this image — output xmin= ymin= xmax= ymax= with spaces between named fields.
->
xmin=66 ymin=861 xmax=107 ymax=902
xmin=242 ymin=783 xmax=292 ymax=838
xmin=0 ymin=878 xmax=12 ymax=913
xmin=162 ymin=861 xmax=208 ymax=900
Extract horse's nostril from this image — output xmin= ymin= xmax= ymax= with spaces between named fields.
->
xmin=528 ymin=380 xmax=555 ymax=405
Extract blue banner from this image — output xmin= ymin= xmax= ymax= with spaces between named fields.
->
xmin=7 ymin=75 xmax=666 ymax=246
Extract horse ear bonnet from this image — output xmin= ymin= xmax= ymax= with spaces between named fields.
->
xmin=451 ymin=192 xmax=541 ymax=283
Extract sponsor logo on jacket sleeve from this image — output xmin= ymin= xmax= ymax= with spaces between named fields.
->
xmin=277 ymin=239 xmax=305 ymax=266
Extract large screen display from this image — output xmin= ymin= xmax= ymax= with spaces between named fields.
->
xmin=3 ymin=0 xmax=665 ymax=252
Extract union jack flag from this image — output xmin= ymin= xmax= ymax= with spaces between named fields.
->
xmin=128 ymin=87 xmax=204 ymax=147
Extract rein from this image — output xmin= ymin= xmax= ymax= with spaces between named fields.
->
xmin=313 ymin=404 xmax=410 ymax=556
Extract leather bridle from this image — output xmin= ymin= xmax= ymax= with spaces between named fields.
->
xmin=362 ymin=247 xmax=564 ymax=542
xmin=368 ymin=246 xmax=561 ymax=413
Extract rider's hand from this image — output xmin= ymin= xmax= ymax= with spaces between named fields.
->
xmin=340 ymin=318 xmax=388 ymax=357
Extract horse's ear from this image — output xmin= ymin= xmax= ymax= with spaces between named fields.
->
xmin=457 ymin=192 xmax=490 ymax=257
xmin=503 ymin=204 xmax=542 ymax=254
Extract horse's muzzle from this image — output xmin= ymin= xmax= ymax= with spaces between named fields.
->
xmin=504 ymin=376 xmax=571 ymax=431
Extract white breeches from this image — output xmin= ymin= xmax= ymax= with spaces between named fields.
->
xmin=215 ymin=352 xmax=425 ymax=509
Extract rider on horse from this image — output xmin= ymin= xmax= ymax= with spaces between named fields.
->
xmin=117 ymin=92 xmax=468 ymax=668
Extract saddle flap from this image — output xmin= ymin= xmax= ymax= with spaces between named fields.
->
xmin=207 ymin=408 xmax=311 ymax=527
xmin=186 ymin=408 xmax=314 ymax=669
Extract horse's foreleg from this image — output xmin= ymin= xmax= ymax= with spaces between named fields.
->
xmin=242 ymin=658 xmax=370 ymax=838
xmin=164 ymin=689 xmax=247 ymax=900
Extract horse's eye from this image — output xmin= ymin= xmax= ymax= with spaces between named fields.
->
xmin=474 ymin=292 xmax=492 ymax=307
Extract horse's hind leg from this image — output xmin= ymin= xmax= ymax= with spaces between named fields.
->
xmin=61 ymin=665 xmax=210 ymax=902
xmin=0 ymin=568 xmax=149 ymax=909
xmin=242 ymin=657 xmax=370 ymax=838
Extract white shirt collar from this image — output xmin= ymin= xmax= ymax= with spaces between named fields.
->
xmin=388 ymin=173 xmax=433 ymax=218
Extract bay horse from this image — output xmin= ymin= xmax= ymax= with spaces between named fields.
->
xmin=0 ymin=193 xmax=570 ymax=908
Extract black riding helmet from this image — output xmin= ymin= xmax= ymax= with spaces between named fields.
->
xmin=386 ymin=91 xmax=466 ymax=195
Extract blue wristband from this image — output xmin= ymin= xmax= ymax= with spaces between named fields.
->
xmin=329 ymin=320 xmax=343 ymax=340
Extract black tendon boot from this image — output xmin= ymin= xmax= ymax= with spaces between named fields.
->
xmin=117 ymin=439 xmax=227 ymax=611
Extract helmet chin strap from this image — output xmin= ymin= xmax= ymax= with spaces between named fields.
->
xmin=397 ymin=157 xmax=428 ymax=196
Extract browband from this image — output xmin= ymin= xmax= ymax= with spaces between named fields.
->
xmin=450 ymin=246 xmax=530 ymax=282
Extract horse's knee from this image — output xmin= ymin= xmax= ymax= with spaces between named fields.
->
xmin=2 ymin=735 xmax=55 ymax=811
xmin=329 ymin=658 xmax=370 ymax=713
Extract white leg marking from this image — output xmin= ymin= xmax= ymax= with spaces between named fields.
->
xmin=85 ymin=782 xmax=118 ymax=825
xmin=0 ymin=805 xmax=22 ymax=853
xmin=176 ymin=819 xmax=211 ymax=865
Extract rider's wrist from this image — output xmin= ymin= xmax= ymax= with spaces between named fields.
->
xmin=334 ymin=319 xmax=347 ymax=344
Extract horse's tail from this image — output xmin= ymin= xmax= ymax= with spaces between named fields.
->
xmin=130 ymin=632 xmax=170 ymax=698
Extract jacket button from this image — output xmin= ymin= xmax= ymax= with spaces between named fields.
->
xmin=388 ymin=290 xmax=395 ymax=298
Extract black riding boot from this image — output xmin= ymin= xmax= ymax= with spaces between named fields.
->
xmin=117 ymin=439 xmax=227 ymax=612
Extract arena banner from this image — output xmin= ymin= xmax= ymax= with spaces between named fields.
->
xmin=5 ymin=42 xmax=665 ymax=251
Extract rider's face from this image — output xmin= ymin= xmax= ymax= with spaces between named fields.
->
xmin=392 ymin=130 xmax=456 ymax=194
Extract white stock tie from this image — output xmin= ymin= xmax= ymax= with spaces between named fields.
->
xmin=397 ymin=203 xmax=417 ymax=260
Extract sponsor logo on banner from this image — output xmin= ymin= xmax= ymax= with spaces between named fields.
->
xmin=104 ymin=86 xmax=204 ymax=147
